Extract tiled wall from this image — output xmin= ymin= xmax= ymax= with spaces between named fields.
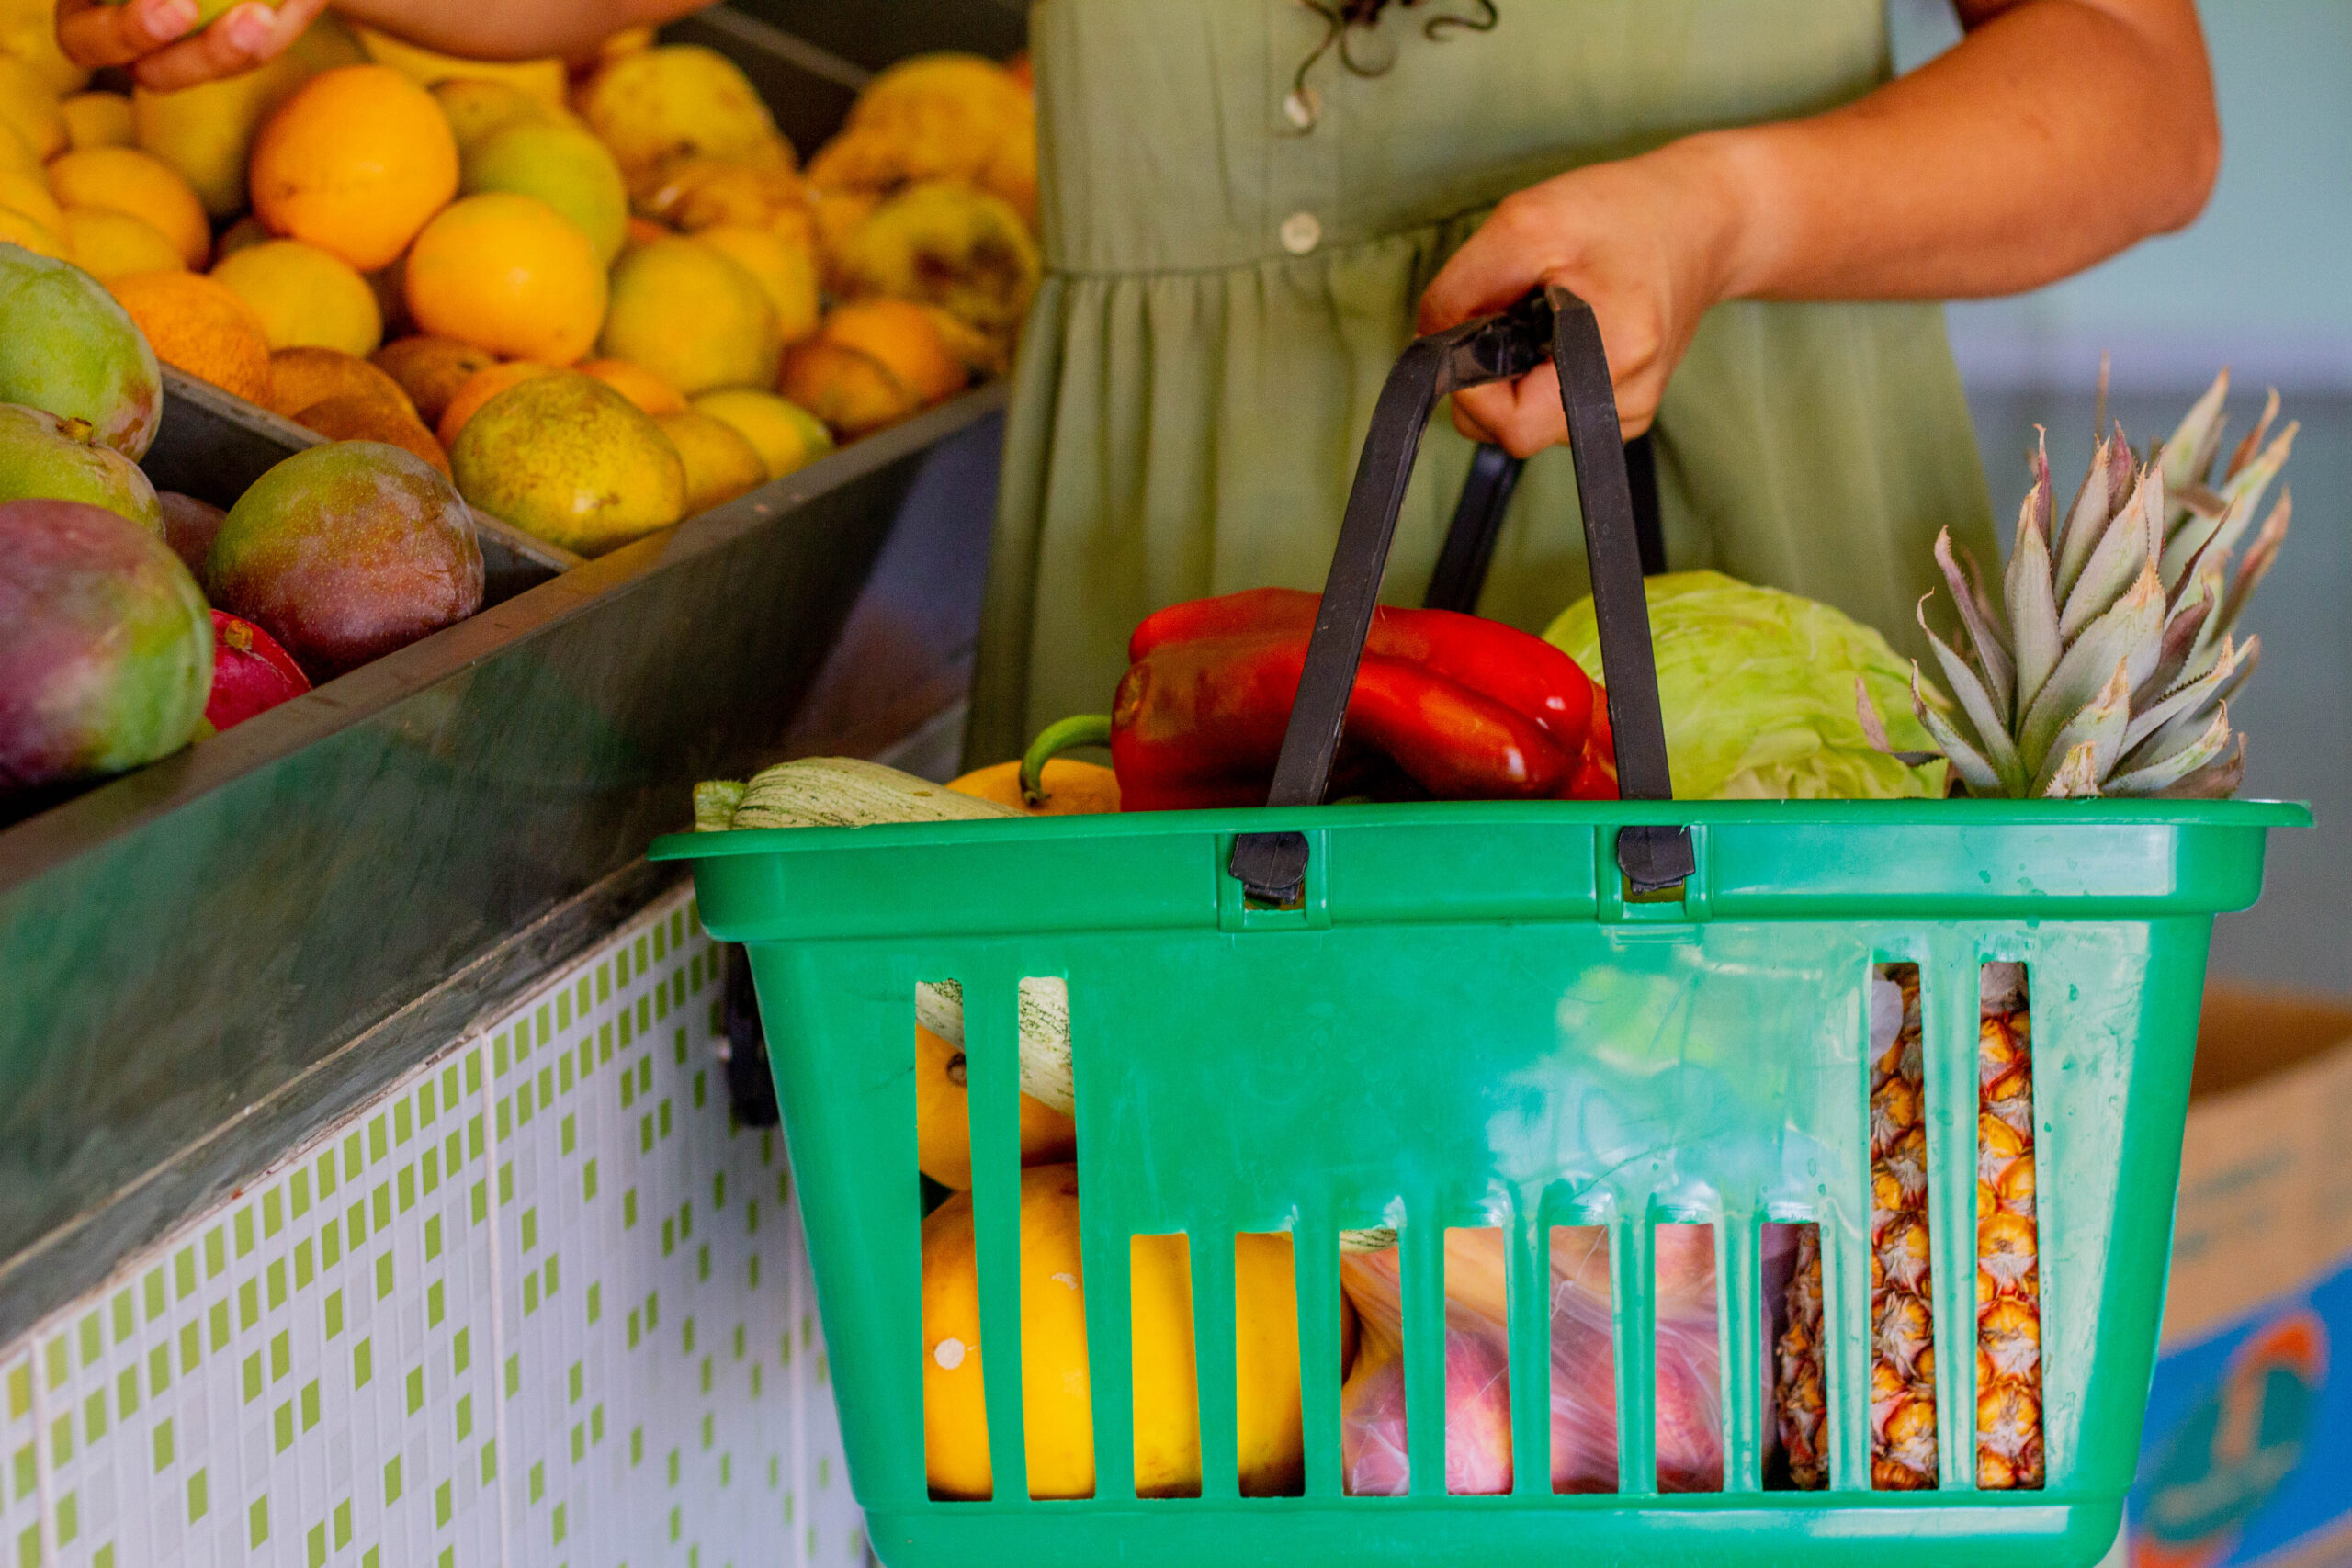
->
xmin=0 ymin=886 xmax=865 ymax=1568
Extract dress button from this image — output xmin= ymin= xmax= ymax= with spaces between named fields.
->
xmin=1280 ymin=210 xmax=1323 ymax=255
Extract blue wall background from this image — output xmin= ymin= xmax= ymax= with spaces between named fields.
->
xmin=1895 ymin=0 xmax=2352 ymax=394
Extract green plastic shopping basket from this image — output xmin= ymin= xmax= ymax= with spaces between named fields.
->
xmin=653 ymin=288 xmax=2307 ymax=1568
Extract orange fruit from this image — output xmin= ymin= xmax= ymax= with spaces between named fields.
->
xmin=777 ymin=338 xmax=917 ymax=438
xmin=578 ymin=357 xmax=684 ymax=415
xmin=48 ymin=147 xmax=210 ymax=268
xmin=818 ymin=299 xmax=966 ymax=405
xmin=295 ymin=394 xmax=451 ymax=475
xmin=435 ymin=359 xmax=559 ymax=448
xmin=106 ymin=270 xmax=274 ymax=406
xmin=265 ymin=345 xmax=415 ymax=422
xmin=250 ymin=65 xmax=458 ymax=271
xmin=403 ymin=192 xmax=606 ymax=365
xmin=370 ymin=334 xmax=494 ymax=426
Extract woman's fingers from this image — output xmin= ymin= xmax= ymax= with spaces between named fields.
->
xmin=61 ymin=0 xmax=330 ymax=89
xmin=129 ymin=0 xmax=332 ymax=89
xmin=1452 ymin=376 xmax=1565 ymax=458
xmin=56 ymin=0 xmax=202 ymax=68
xmin=1419 ymin=193 xmax=1556 ymax=335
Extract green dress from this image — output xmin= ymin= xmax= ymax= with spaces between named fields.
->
xmin=965 ymin=0 xmax=1999 ymax=766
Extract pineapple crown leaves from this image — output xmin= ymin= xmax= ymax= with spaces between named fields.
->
xmin=1861 ymin=367 xmax=2293 ymax=799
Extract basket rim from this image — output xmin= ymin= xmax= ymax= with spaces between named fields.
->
xmin=651 ymin=795 xmax=2311 ymax=863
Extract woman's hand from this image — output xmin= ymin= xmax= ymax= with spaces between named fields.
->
xmin=57 ymin=0 xmax=331 ymax=91
xmin=1419 ymin=0 xmax=2217 ymax=455
xmin=1419 ymin=141 xmax=1746 ymax=451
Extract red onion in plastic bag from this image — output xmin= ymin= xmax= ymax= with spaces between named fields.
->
xmin=1340 ymin=1224 xmax=1777 ymax=1494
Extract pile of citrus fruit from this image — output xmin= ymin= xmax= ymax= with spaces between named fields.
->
xmin=0 ymin=5 xmax=1039 ymax=557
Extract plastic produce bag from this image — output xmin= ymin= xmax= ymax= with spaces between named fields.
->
xmin=1339 ymin=1226 xmax=1759 ymax=1495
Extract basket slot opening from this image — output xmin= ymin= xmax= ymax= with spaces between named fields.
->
xmin=1870 ymin=963 xmax=1940 ymax=1491
xmin=1234 ymin=1232 xmax=1306 ymax=1497
xmin=917 ymin=976 xmax=996 ymax=1503
xmin=1132 ymin=1233 xmax=1202 ymax=1498
xmin=1336 ymin=1225 xmax=1416 ymax=1496
xmin=1549 ymin=1224 xmax=1618 ymax=1495
xmin=1766 ymin=1221 xmax=1823 ymax=1490
xmin=1976 ymin=962 xmax=2045 ymax=1490
xmin=1653 ymin=1223 xmax=1724 ymax=1493
xmin=1441 ymin=1228 xmax=1513 ymax=1495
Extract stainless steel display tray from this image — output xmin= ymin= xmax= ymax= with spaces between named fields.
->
xmin=0 ymin=0 xmax=1023 ymax=1338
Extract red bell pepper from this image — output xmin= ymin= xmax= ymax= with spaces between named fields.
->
xmin=1108 ymin=587 xmax=1616 ymax=810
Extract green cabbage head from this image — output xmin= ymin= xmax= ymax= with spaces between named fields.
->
xmin=1544 ymin=570 xmax=1948 ymax=800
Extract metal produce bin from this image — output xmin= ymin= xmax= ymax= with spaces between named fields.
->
xmin=0 ymin=1 xmax=1020 ymax=1343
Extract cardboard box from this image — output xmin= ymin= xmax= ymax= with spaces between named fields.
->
xmin=2131 ymin=986 xmax=2352 ymax=1568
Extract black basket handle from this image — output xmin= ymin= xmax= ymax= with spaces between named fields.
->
xmin=1422 ymin=433 xmax=1665 ymax=615
xmin=1228 ymin=284 xmax=1692 ymax=904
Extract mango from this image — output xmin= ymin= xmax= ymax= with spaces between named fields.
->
xmin=0 ymin=244 xmax=161 ymax=457
xmin=157 ymin=490 xmax=225 ymax=572
xmin=206 ymin=441 xmax=484 ymax=678
xmin=448 ymin=370 xmax=683 ymax=557
xmin=0 ymin=499 xmax=210 ymax=795
xmin=205 ymin=608 xmax=310 ymax=731
xmin=459 ymin=119 xmax=628 ymax=265
xmin=0 ymin=401 xmax=162 ymax=531
xmin=598 ymin=236 xmax=776 ymax=396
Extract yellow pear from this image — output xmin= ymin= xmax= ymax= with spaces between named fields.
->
xmin=448 ymin=369 xmax=684 ymax=556
xmin=653 ymin=408 xmax=766 ymax=514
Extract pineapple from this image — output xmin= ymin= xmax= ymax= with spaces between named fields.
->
xmin=1773 ymin=965 xmax=2043 ymax=1491
xmin=1774 ymin=968 xmax=1938 ymax=1490
xmin=1976 ymin=963 xmax=2042 ymax=1489
xmin=1875 ymin=368 xmax=2294 ymax=800
xmin=1782 ymin=371 xmax=2292 ymax=1491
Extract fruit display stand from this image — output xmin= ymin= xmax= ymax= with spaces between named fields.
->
xmin=0 ymin=1 xmax=1015 ymax=1358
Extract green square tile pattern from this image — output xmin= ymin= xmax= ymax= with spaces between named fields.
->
xmin=1 ymin=889 xmax=864 ymax=1567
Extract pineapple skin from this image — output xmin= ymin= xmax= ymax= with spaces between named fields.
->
xmin=1774 ymin=966 xmax=2046 ymax=1492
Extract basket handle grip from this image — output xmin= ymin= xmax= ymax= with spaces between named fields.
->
xmin=1227 ymin=284 xmax=1691 ymax=905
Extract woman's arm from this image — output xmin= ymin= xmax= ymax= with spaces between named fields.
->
xmin=58 ymin=0 xmax=709 ymax=92
xmin=1423 ymin=0 xmax=2219 ymax=449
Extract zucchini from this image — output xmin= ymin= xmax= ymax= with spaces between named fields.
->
xmin=713 ymin=756 xmax=1018 ymax=830
xmin=915 ymin=977 xmax=1074 ymax=1114
xmin=694 ymin=758 xmax=1069 ymax=1109
xmin=693 ymin=779 xmax=746 ymax=831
